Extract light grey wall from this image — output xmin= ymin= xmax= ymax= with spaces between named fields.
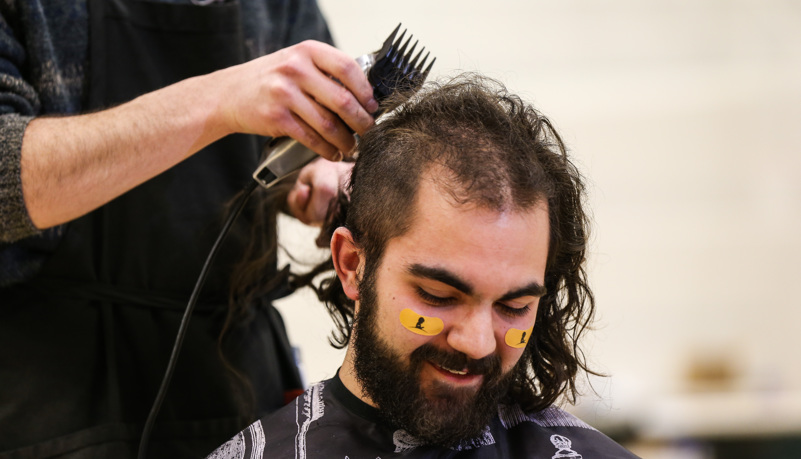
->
xmin=274 ymin=0 xmax=801 ymax=438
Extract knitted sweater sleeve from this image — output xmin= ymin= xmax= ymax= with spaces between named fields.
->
xmin=0 ymin=3 xmax=42 ymax=243
xmin=0 ymin=114 xmax=36 ymax=243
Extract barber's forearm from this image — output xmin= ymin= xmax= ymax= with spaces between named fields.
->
xmin=20 ymin=75 xmax=226 ymax=229
xmin=19 ymin=41 xmax=377 ymax=230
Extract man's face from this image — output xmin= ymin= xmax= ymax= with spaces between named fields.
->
xmin=348 ymin=175 xmax=550 ymax=447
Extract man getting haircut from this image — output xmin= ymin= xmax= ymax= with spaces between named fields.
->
xmin=206 ymin=74 xmax=639 ymax=458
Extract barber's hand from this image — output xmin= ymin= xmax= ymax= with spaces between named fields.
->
xmin=286 ymin=157 xmax=353 ymax=227
xmin=214 ymin=40 xmax=378 ymax=161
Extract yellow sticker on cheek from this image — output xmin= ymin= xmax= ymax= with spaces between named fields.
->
xmin=399 ymin=308 xmax=444 ymax=336
xmin=505 ymin=326 xmax=534 ymax=348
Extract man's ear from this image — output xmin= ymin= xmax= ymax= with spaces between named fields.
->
xmin=331 ymin=227 xmax=363 ymax=301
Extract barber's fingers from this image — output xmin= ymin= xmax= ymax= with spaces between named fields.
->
xmin=311 ymin=41 xmax=378 ymax=112
xmin=287 ymin=180 xmax=331 ymax=227
xmin=215 ymin=41 xmax=375 ymax=159
xmin=286 ymin=169 xmax=334 ymax=226
xmin=286 ymin=157 xmax=352 ymax=226
xmin=285 ymin=42 xmax=376 ymax=156
xmin=296 ymin=72 xmax=369 ymax=151
xmin=303 ymin=41 xmax=379 ymax=132
xmin=286 ymin=180 xmax=312 ymax=224
xmin=278 ymin=89 xmax=358 ymax=161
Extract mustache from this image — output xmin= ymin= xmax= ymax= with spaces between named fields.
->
xmin=410 ymin=343 xmax=501 ymax=376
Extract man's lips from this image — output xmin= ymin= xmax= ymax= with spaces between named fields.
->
xmin=435 ymin=363 xmax=468 ymax=375
xmin=428 ymin=361 xmax=483 ymax=384
xmin=411 ymin=344 xmax=501 ymax=388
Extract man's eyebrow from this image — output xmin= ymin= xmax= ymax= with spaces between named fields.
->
xmin=407 ymin=264 xmax=547 ymax=299
xmin=499 ymin=283 xmax=547 ymax=301
xmin=408 ymin=264 xmax=473 ymax=295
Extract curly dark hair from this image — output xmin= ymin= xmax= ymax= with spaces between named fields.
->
xmin=292 ymin=73 xmax=599 ymax=412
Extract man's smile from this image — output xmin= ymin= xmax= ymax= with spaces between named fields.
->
xmin=426 ymin=361 xmax=484 ymax=387
xmin=435 ymin=363 xmax=467 ymax=376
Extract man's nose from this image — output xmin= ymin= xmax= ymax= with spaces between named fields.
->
xmin=445 ymin=306 xmax=497 ymax=360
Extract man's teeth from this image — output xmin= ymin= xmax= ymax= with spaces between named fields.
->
xmin=437 ymin=364 xmax=468 ymax=375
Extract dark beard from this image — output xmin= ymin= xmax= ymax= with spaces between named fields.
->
xmin=350 ymin=268 xmax=517 ymax=448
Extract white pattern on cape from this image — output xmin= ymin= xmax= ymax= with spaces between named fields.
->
xmin=295 ymin=381 xmax=327 ymax=459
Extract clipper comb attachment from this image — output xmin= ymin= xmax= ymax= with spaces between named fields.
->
xmin=368 ymin=23 xmax=436 ymax=109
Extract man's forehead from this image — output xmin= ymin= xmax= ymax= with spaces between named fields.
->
xmin=412 ymin=163 xmax=545 ymax=216
xmin=410 ymin=169 xmax=548 ymax=229
xmin=382 ymin=173 xmax=551 ymax=294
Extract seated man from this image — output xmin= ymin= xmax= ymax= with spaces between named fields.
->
xmin=207 ymin=74 xmax=639 ymax=458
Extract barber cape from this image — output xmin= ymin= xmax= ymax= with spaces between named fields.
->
xmin=207 ymin=375 xmax=639 ymax=458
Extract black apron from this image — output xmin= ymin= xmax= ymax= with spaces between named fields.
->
xmin=0 ymin=1 xmax=302 ymax=457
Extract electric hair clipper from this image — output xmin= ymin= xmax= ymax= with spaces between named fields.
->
xmin=252 ymin=24 xmax=435 ymax=189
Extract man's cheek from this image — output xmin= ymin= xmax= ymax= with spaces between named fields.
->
xmin=399 ymin=308 xmax=444 ymax=336
xmin=504 ymin=325 xmax=534 ymax=349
